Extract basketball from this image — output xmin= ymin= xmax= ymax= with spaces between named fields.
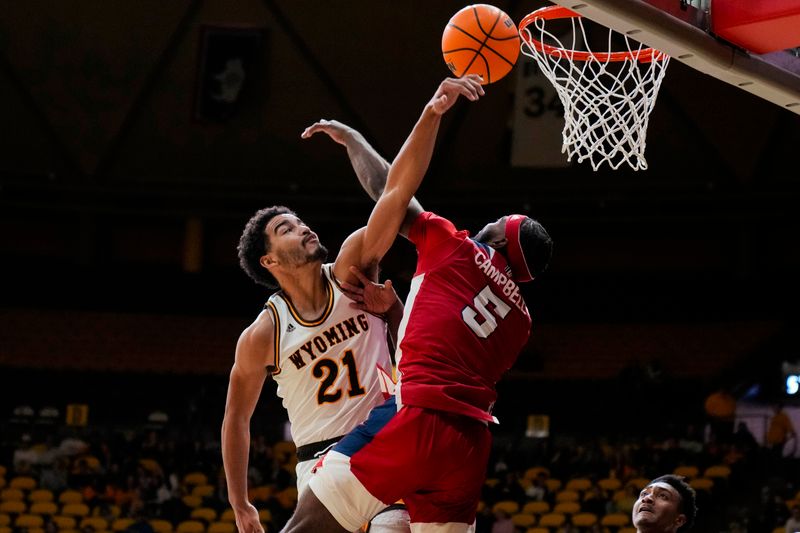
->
xmin=442 ymin=4 xmax=520 ymax=85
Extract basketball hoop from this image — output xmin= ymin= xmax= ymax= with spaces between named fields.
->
xmin=519 ymin=6 xmax=670 ymax=171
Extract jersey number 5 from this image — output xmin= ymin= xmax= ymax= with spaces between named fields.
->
xmin=312 ymin=350 xmax=366 ymax=404
xmin=462 ymin=285 xmax=511 ymax=338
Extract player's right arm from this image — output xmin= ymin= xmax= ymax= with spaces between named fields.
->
xmin=359 ymin=75 xmax=484 ymax=261
xmin=221 ymin=311 xmax=273 ymax=533
xmin=331 ymin=76 xmax=484 ymax=285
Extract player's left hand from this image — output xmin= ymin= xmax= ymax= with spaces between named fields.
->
xmin=341 ymin=265 xmax=399 ymax=315
xmin=300 ymin=119 xmax=353 ymax=145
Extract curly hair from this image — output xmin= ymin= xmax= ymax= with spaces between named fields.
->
xmin=649 ymin=475 xmax=697 ymax=532
xmin=519 ymin=217 xmax=553 ymax=278
xmin=237 ymin=206 xmax=296 ymax=289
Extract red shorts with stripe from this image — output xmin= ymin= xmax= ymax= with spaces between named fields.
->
xmin=310 ymin=397 xmax=491 ymax=528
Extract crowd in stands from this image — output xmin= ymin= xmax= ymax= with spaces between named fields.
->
xmin=1 ymin=369 xmax=800 ymax=533
xmin=1 ymin=413 xmax=799 ymax=533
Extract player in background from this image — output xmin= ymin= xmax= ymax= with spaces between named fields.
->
xmin=632 ymin=475 xmax=697 ymax=533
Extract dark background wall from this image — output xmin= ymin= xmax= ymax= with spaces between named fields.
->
xmin=0 ymin=0 xmax=799 ymax=410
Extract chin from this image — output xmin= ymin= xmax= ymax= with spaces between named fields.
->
xmin=310 ymin=244 xmax=329 ymax=263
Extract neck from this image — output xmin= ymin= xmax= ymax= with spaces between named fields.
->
xmin=276 ymin=262 xmax=328 ymax=319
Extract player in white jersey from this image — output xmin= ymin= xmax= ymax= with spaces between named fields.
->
xmin=264 ymin=263 xmax=395 ymax=488
xmin=221 ymin=118 xmax=417 ymax=533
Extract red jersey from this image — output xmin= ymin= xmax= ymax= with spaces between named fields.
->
xmin=395 ymin=212 xmax=532 ymax=423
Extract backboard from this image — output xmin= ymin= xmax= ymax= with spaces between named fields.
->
xmin=538 ymin=0 xmax=800 ymax=115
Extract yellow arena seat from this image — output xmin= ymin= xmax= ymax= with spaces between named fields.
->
xmin=601 ymin=513 xmax=631 ymax=527
xmin=553 ymin=502 xmax=580 ymax=515
xmin=149 ymin=519 xmax=174 ymax=533
xmin=28 ymin=490 xmax=53 ymax=503
xmin=58 ymin=491 xmax=83 ymax=505
xmin=182 ymin=496 xmax=203 ymax=509
xmin=565 ymin=478 xmax=592 ymax=492
xmin=597 ymin=478 xmax=622 ymax=493
xmin=571 ymin=512 xmax=598 ymax=527
xmin=176 ymin=520 xmax=206 ymax=533
xmin=537 ymin=513 xmax=566 ymax=528
xmin=492 ymin=501 xmax=520 ymax=515
xmin=0 ymin=501 xmax=26 ymax=515
xmin=111 ymin=519 xmax=135 ymax=532
xmin=219 ymin=509 xmax=235 ymax=523
xmin=80 ymin=517 xmax=109 ymax=531
xmin=29 ymin=502 xmax=58 ymax=515
xmin=544 ymin=478 xmax=563 ymax=492
xmin=183 ymin=473 xmax=209 ymax=487
xmin=704 ymin=465 xmax=732 ymax=480
xmin=191 ymin=485 xmax=215 ymax=499
xmin=190 ymin=508 xmax=217 ymax=523
xmin=689 ymin=477 xmax=714 ymax=492
xmin=208 ymin=523 xmax=235 ymax=533
xmin=9 ymin=477 xmax=36 ymax=491
xmin=51 ymin=515 xmax=78 ymax=529
xmin=258 ymin=509 xmax=272 ymax=524
xmin=61 ymin=503 xmax=89 ymax=517
xmin=521 ymin=501 xmax=550 ymax=515
xmin=555 ymin=490 xmax=580 ymax=503
xmin=673 ymin=466 xmax=699 ymax=479
xmin=15 ymin=514 xmax=44 ymax=528
xmin=510 ymin=514 xmax=535 ymax=528
xmin=0 ymin=489 xmax=24 ymax=502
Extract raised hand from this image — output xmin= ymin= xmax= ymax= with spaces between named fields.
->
xmin=340 ymin=265 xmax=400 ymax=315
xmin=428 ymin=74 xmax=485 ymax=115
xmin=300 ymin=119 xmax=354 ymax=145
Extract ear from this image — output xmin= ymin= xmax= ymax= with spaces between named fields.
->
xmin=488 ymin=236 xmax=508 ymax=249
xmin=674 ymin=513 xmax=686 ymax=530
xmin=260 ymin=253 xmax=277 ymax=270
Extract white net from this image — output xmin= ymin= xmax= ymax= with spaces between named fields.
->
xmin=519 ymin=7 xmax=670 ymax=171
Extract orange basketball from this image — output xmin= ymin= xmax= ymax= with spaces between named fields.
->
xmin=442 ymin=4 xmax=520 ymax=85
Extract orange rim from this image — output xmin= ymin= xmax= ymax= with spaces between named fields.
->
xmin=519 ymin=5 xmax=668 ymax=63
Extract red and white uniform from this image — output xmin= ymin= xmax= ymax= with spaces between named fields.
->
xmin=395 ymin=211 xmax=532 ymax=423
xmin=310 ymin=212 xmax=533 ymax=532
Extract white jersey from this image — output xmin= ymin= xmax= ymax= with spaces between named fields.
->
xmin=265 ymin=264 xmax=394 ymax=448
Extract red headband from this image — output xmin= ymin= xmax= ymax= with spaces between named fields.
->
xmin=504 ymin=215 xmax=534 ymax=283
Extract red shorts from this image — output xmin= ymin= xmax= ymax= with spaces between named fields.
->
xmin=309 ymin=397 xmax=491 ymax=530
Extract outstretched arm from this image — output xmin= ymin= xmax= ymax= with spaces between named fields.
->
xmin=301 ymin=120 xmax=389 ymax=201
xmin=301 ymin=119 xmax=425 ymax=236
xmin=331 ymin=75 xmax=484 ymax=285
xmin=359 ymin=75 xmax=484 ymax=264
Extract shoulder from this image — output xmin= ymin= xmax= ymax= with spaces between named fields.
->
xmin=409 ymin=211 xmax=458 ymax=239
xmin=236 ymin=309 xmax=276 ymax=369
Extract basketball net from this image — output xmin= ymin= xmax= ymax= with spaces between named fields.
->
xmin=519 ymin=6 xmax=670 ymax=171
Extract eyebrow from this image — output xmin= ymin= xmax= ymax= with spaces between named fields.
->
xmin=272 ymin=219 xmax=291 ymax=234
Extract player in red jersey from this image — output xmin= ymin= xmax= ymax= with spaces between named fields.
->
xmin=282 ymin=75 xmax=553 ymax=533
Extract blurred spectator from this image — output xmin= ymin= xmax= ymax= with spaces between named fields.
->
xmin=491 ymin=509 xmax=514 ymax=533
xmin=766 ymin=403 xmax=796 ymax=463
xmin=705 ymin=387 xmax=737 ymax=444
xmin=489 ymin=471 xmax=526 ymax=504
xmin=786 ymin=505 xmax=800 ymax=533
xmin=40 ymin=456 xmax=70 ymax=492
xmin=525 ymin=472 xmax=548 ymax=501
xmin=614 ymin=484 xmax=639 ymax=515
